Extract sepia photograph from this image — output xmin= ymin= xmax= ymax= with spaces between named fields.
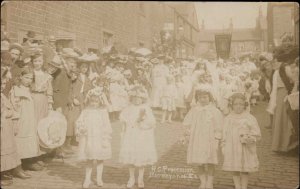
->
xmin=0 ymin=1 xmax=299 ymax=189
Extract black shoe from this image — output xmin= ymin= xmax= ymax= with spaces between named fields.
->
xmin=1 ymin=179 xmax=13 ymax=186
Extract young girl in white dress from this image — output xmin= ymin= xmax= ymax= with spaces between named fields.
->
xmin=160 ymin=75 xmax=177 ymax=123
xmin=119 ymin=85 xmax=157 ymax=189
xmin=183 ymin=87 xmax=223 ymax=189
xmin=222 ymin=93 xmax=261 ymax=189
xmin=75 ymin=88 xmax=112 ymax=189
xmin=175 ymin=74 xmax=186 ymax=120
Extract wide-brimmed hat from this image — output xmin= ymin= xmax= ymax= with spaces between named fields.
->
xmin=61 ymin=48 xmax=79 ymax=59
xmin=49 ymin=55 xmax=64 ymax=69
xmin=78 ymin=53 xmax=99 ymax=62
xmin=37 ymin=110 xmax=67 ymax=149
xmin=9 ymin=43 xmax=24 ymax=53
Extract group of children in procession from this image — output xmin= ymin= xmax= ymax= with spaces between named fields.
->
xmin=1 ymin=33 xmax=262 ymax=189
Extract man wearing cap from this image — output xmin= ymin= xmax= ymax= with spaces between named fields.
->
xmin=22 ymin=31 xmax=38 ymax=47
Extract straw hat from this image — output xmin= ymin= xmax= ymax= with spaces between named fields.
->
xmin=78 ymin=53 xmax=99 ymax=62
xmin=9 ymin=43 xmax=24 ymax=53
xmin=49 ymin=55 xmax=64 ymax=69
xmin=61 ymin=48 xmax=79 ymax=59
xmin=37 ymin=110 xmax=67 ymax=149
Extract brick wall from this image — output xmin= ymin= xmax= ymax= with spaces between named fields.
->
xmin=3 ymin=1 xmax=168 ymax=52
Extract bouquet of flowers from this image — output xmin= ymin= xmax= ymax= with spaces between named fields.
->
xmin=137 ymin=108 xmax=154 ymax=130
xmin=238 ymin=120 xmax=256 ymax=145
xmin=179 ymin=129 xmax=190 ymax=145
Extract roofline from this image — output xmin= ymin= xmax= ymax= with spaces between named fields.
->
xmin=165 ymin=3 xmax=199 ymax=32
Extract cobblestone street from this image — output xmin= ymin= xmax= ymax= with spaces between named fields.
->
xmin=4 ymin=102 xmax=299 ymax=189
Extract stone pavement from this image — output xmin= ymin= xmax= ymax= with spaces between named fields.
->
xmin=4 ymin=102 xmax=299 ymax=189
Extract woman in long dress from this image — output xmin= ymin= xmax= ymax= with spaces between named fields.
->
xmin=267 ymin=47 xmax=299 ymax=152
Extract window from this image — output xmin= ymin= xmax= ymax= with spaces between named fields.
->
xmin=103 ymin=31 xmax=113 ymax=47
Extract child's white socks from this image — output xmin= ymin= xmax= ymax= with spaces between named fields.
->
xmin=206 ymin=175 xmax=214 ymax=189
xmin=83 ymin=167 xmax=92 ymax=189
xmin=127 ymin=167 xmax=135 ymax=188
xmin=199 ymin=174 xmax=206 ymax=189
xmin=138 ymin=167 xmax=145 ymax=188
xmin=233 ymin=176 xmax=241 ymax=189
xmin=96 ymin=163 xmax=104 ymax=186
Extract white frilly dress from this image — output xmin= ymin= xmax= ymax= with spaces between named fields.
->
xmin=183 ymin=104 xmax=223 ymax=165
xmin=222 ymin=112 xmax=261 ymax=172
xmin=119 ymin=104 xmax=157 ymax=166
xmin=75 ymin=108 xmax=112 ymax=161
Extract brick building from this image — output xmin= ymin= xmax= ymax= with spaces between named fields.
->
xmin=165 ymin=2 xmax=199 ymax=58
xmin=267 ymin=2 xmax=295 ymax=51
xmin=1 ymin=1 xmax=199 ymax=57
xmin=197 ymin=8 xmax=267 ymax=58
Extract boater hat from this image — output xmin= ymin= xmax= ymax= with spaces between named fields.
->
xmin=49 ymin=55 xmax=64 ymax=69
xmin=9 ymin=43 xmax=24 ymax=53
xmin=37 ymin=110 xmax=67 ymax=149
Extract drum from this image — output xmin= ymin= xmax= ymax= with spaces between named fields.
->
xmin=37 ymin=110 xmax=67 ymax=149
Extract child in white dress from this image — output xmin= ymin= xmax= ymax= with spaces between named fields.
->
xmin=175 ymin=74 xmax=186 ymax=120
xmin=160 ymin=75 xmax=177 ymax=123
xmin=75 ymin=88 xmax=112 ymax=188
xmin=183 ymin=87 xmax=223 ymax=189
xmin=119 ymin=85 xmax=157 ymax=189
xmin=222 ymin=93 xmax=261 ymax=189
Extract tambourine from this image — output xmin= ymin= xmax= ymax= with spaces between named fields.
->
xmin=37 ymin=110 xmax=67 ymax=149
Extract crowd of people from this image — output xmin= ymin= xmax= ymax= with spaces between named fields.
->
xmin=1 ymin=24 xmax=299 ymax=189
